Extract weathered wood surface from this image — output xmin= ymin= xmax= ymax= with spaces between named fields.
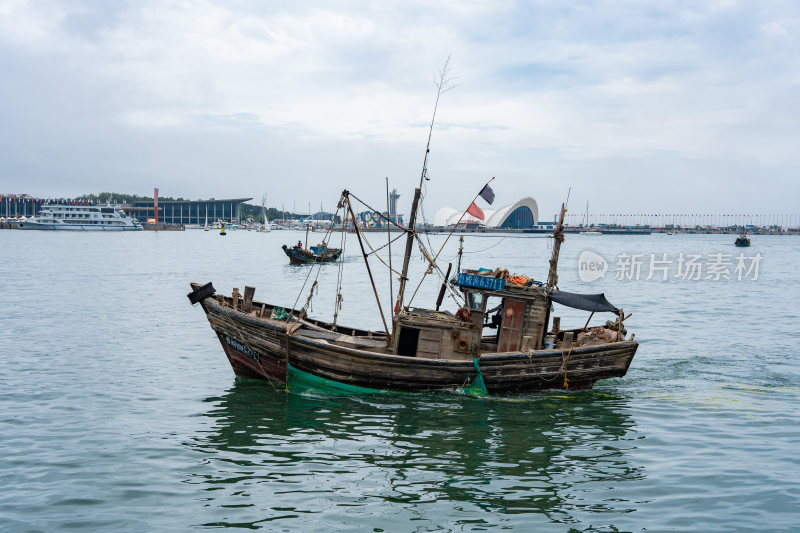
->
xmin=195 ymin=290 xmax=638 ymax=393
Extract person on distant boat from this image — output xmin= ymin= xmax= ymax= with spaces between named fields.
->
xmin=295 ymin=240 xmax=302 ymax=249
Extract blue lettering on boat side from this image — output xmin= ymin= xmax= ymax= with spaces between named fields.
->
xmin=224 ymin=336 xmax=263 ymax=363
xmin=457 ymin=273 xmax=506 ymax=291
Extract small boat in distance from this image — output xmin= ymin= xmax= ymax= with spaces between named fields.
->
xmin=735 ymin=230 xmax=750 ymax=247
xmin=282 ymin=241 xmax=342 ymax=264
xmin=579 ymin=201 xmax=601 ymax=235
xmin=257 ymin=194 xmax=270 ymax=232
xmin=16 ymin=202 xmax=142 ymax=231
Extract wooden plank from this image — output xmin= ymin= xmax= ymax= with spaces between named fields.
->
xmin=231 ymin=288 xmax=240 ymax=311
xmin=417 ymin=328 xmax=442 ymax=358
xmin=243 ymin=286 xmax=255 ymax=312
xmin=498 ymin=299 xmax=525 ymax=352
xmin=201 ymin=295 xmax=637 ymax=392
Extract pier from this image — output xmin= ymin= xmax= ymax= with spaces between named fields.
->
xmin=142 ymin=223 xmax=185 ymax=231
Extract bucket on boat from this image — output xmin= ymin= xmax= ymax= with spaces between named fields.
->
xmin=543 ymin=335 xmax=556 ymax=349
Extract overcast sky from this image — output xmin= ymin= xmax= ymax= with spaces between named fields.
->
xmin=1 ymin=0 xmax=798 ymax=217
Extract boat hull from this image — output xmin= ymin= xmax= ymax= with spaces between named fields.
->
xmin=16 ymin=222 xmax=143 ymax=231
xmin=282 ymin=245 xmax=342 ymax=264
xmin=195 ymin=291 xmax=637 ymax=393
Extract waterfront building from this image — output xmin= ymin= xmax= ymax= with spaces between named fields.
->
xmin=129 ymin=198 xmax=252 ymax=226
xmin=433 ymin=197 xmax=539 ymax=229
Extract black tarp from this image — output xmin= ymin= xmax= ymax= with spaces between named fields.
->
xmin=550 ymin=290 xmax=619 ymax=313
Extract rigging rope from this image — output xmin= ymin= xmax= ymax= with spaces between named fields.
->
xmin=345 ymin=193 xmax=407 ymax=276
xmin=290 ymin=198 xmax=343 ymax=319
xmin=365 ymin=231 xmax=405 ymax=256
xmin=405 ymin=233 xmax=463 ymax=309
xmin=459 ymin=237 xmax=506 ymax=254
xmin=331 ymin=209 xmax=348 ymax=329
xmin=347 ymin=192 xmax=406 ymax=231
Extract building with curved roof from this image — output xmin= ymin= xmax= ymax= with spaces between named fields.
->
xmin=433 ymin=197 xmax=539 ymax=229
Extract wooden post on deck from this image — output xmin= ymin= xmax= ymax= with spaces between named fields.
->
xmin=435 ymin=263 xmax=452 ymax=311
xmin=395 ymin=187 xmax=421 ymax=313
xmin=547 ymin=203 xmax=567 ymax=290
xmin=563 ymin=331 xmax=574 ymax=349
xmin=243 ymin=286 xmax=255 ymax=313
xmin=232 ymin=288 xmax=240 ymax=311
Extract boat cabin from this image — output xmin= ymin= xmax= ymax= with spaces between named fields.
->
xmin=391 ymin=270 xmax=549 ymax=359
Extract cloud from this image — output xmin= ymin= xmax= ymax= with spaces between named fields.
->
xmin=0 ymin=0 xmax=799 ymax=214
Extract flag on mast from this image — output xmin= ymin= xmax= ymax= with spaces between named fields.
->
xmin=467 ymin=201 xmax=485 ymax=221
xmin=478 ymin=181 xmax=495 ymax=205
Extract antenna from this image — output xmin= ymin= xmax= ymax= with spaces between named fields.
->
xmin=395 ymin=57 xmax=456 ymax=315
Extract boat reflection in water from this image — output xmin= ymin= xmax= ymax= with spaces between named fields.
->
xmin=184 ymin=381 xmax=643 ymax=529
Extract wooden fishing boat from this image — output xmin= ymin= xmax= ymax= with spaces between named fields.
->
xmin=188 ymin=275 xmax=636 ymax=394
xmin=281 ymin=243 xmax=343 ymax=264
xmin=735 ymin=231 xmax=750 ymax=247
xmin=188 ymin=71 xmax=638 ymax=395
xmin=190 ymin=189 xmax=637 ymax=395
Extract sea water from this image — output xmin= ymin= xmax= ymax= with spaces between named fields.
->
xmin=1 ymin=229 xmax=798 ymax=532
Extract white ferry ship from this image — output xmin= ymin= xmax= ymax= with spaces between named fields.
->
xmin=16 ymin=203 xmax=143 ymax=231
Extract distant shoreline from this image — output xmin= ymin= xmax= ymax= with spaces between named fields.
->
xmin=2 ymin=221 xmax=798 ymax=236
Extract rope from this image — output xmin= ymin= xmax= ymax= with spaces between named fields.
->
xmin=356 ymin=229 xmax=403 ymax=276
xmin=332 ymin=212 xmax=348 ymax=329
xmin=299 ymin=280 xmax=318 ymax=318
xmin=406 ymin=234 xmax=464 ymax=309
xmin=365 ymin=231 xmax=405 ymax=257
xmin=561 ymin=344 xmax=573 ymax=389
xmin=347 ymin=191 xmax=407 ymax=231
xmin=460 ymin=341 xmax=477 ymax=389
xmin=523 ymin=340 xmax=574 ymax=389
xmin=419 ymin=181 xmax=437 ymax=259
xmin=218 ymin=302 xmax=281 ymax=392
xmin=290 ymin=199 xmax=343 ymax=317
xmin=405 ymin=180 xmax=495 ymax=308
xmin=460 ymin=237 xmax=506 ymax=254
xmin=344 ymin=192 xmax=408 ymax=276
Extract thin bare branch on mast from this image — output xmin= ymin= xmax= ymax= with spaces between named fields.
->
xmin=418 ymin=55 xmax=457 ymax=188
xmin=396 ymin=57 xmax=456 ymax=315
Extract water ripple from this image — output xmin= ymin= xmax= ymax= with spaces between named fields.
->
xmin=1 ymin=231 xmax=798 ymax=531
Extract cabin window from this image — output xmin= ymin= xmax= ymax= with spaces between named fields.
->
xmin=467 ymin=292 xmax=485 ymax=310
xmin=396 ymin=327 xmax=420 ymax=357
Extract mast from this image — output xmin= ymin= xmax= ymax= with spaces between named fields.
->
xmin=394 ymin=57 xmax=454 ymax=314
xmin=386 ymin=177 xmax=394 ymax=327
xmin=456 ymin=235 xmax=464 ymax=274
xmin=547 ymin=203 xmax=567 ymax=289
xmin=395 ymin=188 xmax=421 ymax=313
xmin=261 ymin=193 xmax=269 ymax=230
